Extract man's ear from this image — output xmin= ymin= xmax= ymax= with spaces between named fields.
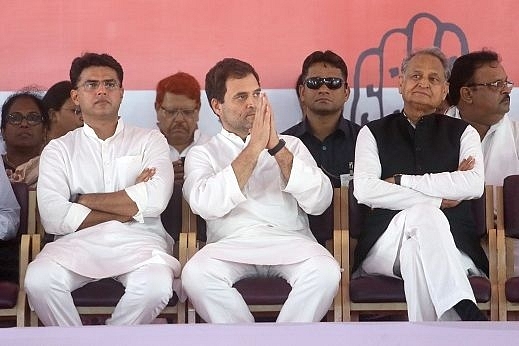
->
xmin=398 ymin=75 xmax=404 ymax=95
xmin=210 ymin=98 xmax=222 ymax=117
xmin=441 ymin=81 xmax=449 ymax=101
xmin=48 ymin=109 xmax=58 ymax=123
xmin=298 ymin=84 xmax=305 ymax=101
xmin=460 ymin=87 xmax=474 ymax=104
xmin=344 ymin=84 xmax=351 ymax=102
xmin=71 ymin=89 xmax=80 ymax=106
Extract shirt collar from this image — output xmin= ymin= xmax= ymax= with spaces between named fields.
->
xmin=219 ymin=127 xmax=251 ymax=146
xmin=294 ymin=115 xmax=349 ymax=137
xmin=446 ymin=105 xmax=505 ymax=139
xmin=82 ymin=118 xmax=124 ymax=141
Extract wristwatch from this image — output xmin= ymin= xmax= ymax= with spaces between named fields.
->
xmin=268 ymin=139 xmax=286 ymax=156
xmin=394 ymin=174 xmax=402 ymax=185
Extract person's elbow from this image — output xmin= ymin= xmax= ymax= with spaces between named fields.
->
xmin=353 ymin=177 xmax=374 ymax=206
xmin=0 ymin=224 xmax=19 ymax=241
xmin=472 ymin=174 xmax=485 ymax=199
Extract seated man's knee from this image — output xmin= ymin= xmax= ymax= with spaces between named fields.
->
xmin=25 ymin=259 xmax=57 ymax=297
xmin=136 ymin=265 xmax=174 ymax=304
xmin=181 ymin=253 xmax=222 ymax=293
xmin=305 ymin=256 xmax=341 ymax=289
xmin=407 ymin=204 xmax=447 ymax=225
xmin=181 ymin=258 xmax=207 ymax=295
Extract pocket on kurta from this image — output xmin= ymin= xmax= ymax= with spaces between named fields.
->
xmin=114 ymin=155 xmax=143 ymax=187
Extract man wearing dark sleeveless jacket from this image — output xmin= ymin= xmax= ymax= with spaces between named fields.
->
xmin=353 ymin=48 xmax=488 ymax=321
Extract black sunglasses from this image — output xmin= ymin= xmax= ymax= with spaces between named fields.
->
xmin=305 ymin=77 xmax=345 ymax=90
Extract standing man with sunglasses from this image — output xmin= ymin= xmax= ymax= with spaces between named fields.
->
xmin=446 ymin=50 xmax=517 ymax=189
xmin=284 ymin=50 xmax=359 ymax=187
xmin=25 ymin=52 xmax=180 ymax=326
xmin=353 ymin=48 xmax=488 ymax=321
xmin=283 ymin=50 xmax=360 ymax=245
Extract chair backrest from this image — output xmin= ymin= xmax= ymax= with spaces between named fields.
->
xmin=162 ymin=184 xmax=208 ymax=243
xmin=504 ymin=175 xmax=519 ymax=238
xmin=161 ymin=184 xmax=183 ymax=242
xmin=471 ymin=185 xmax=488 ymax=238
xmin=347 ymin=180 xmax=369 ymax=239
xmin=308 ymin=206 xmax=333 ymax=245
xmin=0 ymin=183 xmax=29 ymax=284
xmin=10 ymin=182 xmax=29 ymax=235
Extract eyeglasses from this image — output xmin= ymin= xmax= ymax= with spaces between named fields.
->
xmin=7 ymin=112 xmax=43 ymax=126
xmin=466 ymin=80 xmax=514 ymax=91
xmin=305 ymin=77 xmax=345 ymax=90
xmin=160 ymin=106 xmax=197 ymax=118
xmin=78 ymin=80 xmax=120 ymax=91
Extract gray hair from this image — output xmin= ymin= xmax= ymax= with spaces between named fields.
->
xmin=401 ymin=47 xmax=450 ymax=80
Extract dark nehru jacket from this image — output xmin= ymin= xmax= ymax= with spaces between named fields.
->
xmin=353 ymin=112 xmax=489 ymax=275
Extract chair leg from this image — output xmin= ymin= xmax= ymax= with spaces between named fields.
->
xmin=187 ymin=302 xmax=196 ymax=324
xmin=30 ymin=311 xmax=39 ymax=327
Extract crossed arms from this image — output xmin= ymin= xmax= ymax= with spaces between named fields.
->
xmin=353 ymin=125 xmax=485 ymax=210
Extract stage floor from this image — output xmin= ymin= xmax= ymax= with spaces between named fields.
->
xmin=2 ymin=322 xmax=519 ymax=346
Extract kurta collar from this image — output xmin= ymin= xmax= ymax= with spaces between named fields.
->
xmin=83 ymin=118 xmax=124 ymax=142
xmin=219 ymin=127 xmax=251 ymax=147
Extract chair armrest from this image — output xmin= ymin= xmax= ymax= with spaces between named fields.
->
xmin=497 ymin=226 xmax=507 ymax=321
xmin=187 ymin=229 xmax=198 ymax=260
xmin=179 ymin=233 xmax=188 ymax=267
xmin=333 ymin=228 xmax=343 ymax=322
xmin=488 ymin=228 xmax=497 ymax=287
xmin=19 ymin=234 xmax=31 ymax=288
xmin=31 ymin=234 xmax=41 ymax=260
xmin=27 ymin=190 xmax=37 ymax=236
xmin=487 ymin=227 xmax=498 ymax=321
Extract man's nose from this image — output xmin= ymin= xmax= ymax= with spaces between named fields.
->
xmin=96 ymin=84 xmax=108 ymax=94
xmin=417 ymin=77 xmax=430 ymax=88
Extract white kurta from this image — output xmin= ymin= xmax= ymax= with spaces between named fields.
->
xmin=353 ymin=122 xmax=485 ymax=321
xmin=183 ymin=128 xmax=334 ymax=265
xmin=0 ymin=162 xmax=20 ymax=240
xmin=168 ymin=129 xmax=211 ymax=161
xmin=36 ymin=120 xmax=180 ymax=279
xmin=446 ymin=106 xmax=519 ymax=187
xmin=447 ymin=107 xmax=519 ymax=276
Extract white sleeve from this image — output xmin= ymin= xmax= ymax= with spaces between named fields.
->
xmin=183 ymin=146 xmax=246 ymax=220
xmin=0 ymin=166 xmax=20 ymax=240
xmin=282 ymin=136 xmax=333 ymax=215
xmin=401 ymin=125 xmax=484 ymax=200
xmin=37 ymin=142 xmax=91 ymax=235
xmin=353 ymin=126 xmax=441 ymax=210
xmin=125 ymin=130 xmax=174 ymax=220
